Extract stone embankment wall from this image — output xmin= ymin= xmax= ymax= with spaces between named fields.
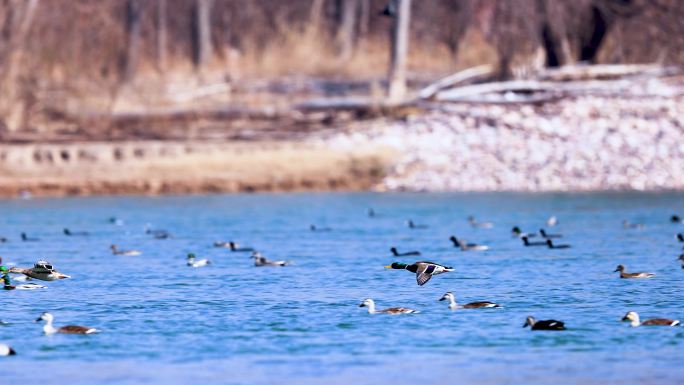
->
xmin=0 ymin=141 xmax=394 ymax=197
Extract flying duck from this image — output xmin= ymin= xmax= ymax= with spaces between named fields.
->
xmin=450 ymin=236 xmax=489 ymax=251
xmin=614 ymin=265 xmax=654 ymax=278
xmin=677 ymin=233 xmax=683 ymax=242
xmin=512 ymin=226 xmax=536 ymax=238
xmin=20 ymin=232 xmax=38 ymax=242
xmin=546 ymin=216 xmax=558 ymax=226
xmin=671 ymin=215 xmax=682 ymax=223
xmin=523 ymin=316 xmax=566 ymax=330
xmin=309 ymin=225 xmax=332 ymax=232
xmin=539 ymin=229 xmax=562 ymax=238
xmin=384 ymin=261 xmax=453 ymax=286
xmin=8 ymin=261 xmax=70 ymax=281
xmin=468 ymin=216 xmax=493 ymax=229
xmin=0 ymin=344 xmax=16 ymax=356
xmin=186 ymin=253 xmax=210 ymax=267
xmin=63 ymin=228 xmax=89 ymax=236
xmin=438 ymin=292 xmax=501 ymax=309
xmin=406 ymin=220 xmax=427 ymax=229
xmin=110 ymin=244 xmax=141 ymax=256
xmin=622 ymin=311 xmax=680 ymax=327
xmin=35 ymin=312 xmax=99 ymax=335
xmin=358 ymin=298 xmax=419 ymax=314
xmin=251 ymin=252 xmax=288 ymax=267
xmin=622 ymin=220 xmax=644 ymax=229
xmin=546 ymin=239 xmax=571 ymax=249
xmin=390 ymin=247 xmax=421 ymax=257
xmin=522 ymin=236 xmax=546 ymax=246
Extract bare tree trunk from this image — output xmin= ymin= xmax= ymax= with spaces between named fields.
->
xmin=387 ymin=0 xmax=411 ymax=102
xmin=157 ymin=0 xmax=168 ymax=71
xmin=0 ymin=0 xmax=40 ymax=131
xmin=193 ymin=0 xmax=213 ymax=69
xmin=336 ymin=0 xmax=359 ymax=61
xmin=123 ymin=0 xmax=141 ymax=82
xmin=308 ymin=0 xmax=325 ymax=36
xmin=358 ymin=0 xmax=370 ymax=37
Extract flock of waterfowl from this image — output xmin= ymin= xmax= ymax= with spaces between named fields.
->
xmin=1 ymin=211 xmax=683 ymax=357
xmin=361 ymin=212 xmax=683 ymax=333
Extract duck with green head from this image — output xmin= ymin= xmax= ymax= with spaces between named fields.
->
xmin=384 ymin=261 xmax=453 ymax=286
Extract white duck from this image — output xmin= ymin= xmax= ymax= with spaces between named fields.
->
xmin=186 ymin=253 xmax=210 ymax=267
xmin=438 ymin=292 xmax=501 ymax=309
xmin=358 ymin=298 xmax=419 ymax=314
xmin=35 ymin=312 xmax=99 ymax=335
xmin=0 ymin=344 xmax=16 ymax=356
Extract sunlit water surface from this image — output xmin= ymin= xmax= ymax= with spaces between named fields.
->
xmin=1 ymin=192 xmax=683 ymax=384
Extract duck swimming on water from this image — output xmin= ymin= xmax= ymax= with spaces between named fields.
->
xmin=614 ymin=264 xmax=654 ymax=278
xmin=9 ymin=261 xmax=70 ymax=281
xmin=390 ymin=247 xmax=421 ymax=257
xmin=512 ymin=226 xmax=536 ymax=238
xmin=622 ymin=311 xmax=679 ymax=327
xmin=110 ymin=244 xmax=141 ymax=256
xmin=63 ymin=228 xmax=89 ymax=236
xmin=450 ymin=236 xmax=489 ymax=251
xmin=523 ymin=316 xmax=566 ymax=330
xmin=186 ymin=253 xmax=210 ymax=267
xmin=35 ymin=312 xmax=99 ymax=335
xmin=406 ymin=220 xmax=427 ymax=229
xmin=251 ymin=252 xmax=288 ymax=267
xmin=622 ymin=220 xmax=644 ymax=230
xmin=468 ymin=216 xmax=493 ymax=229
xmin=438 ymin=292 xmax=501 ymax=309
xmin=385 ymin=261 xmax=453 ymax=286
xmin=229 ymin=242 xmax=254 ymax=252
xmin=0 ymin=344 xmax=16 ymax=356
xmin=309 ymin=225 xmax=332 ymax=232
xmin=20 ymin=232 xmax=38 ymax=242
xmin=358 ymin=298 xmax=419 ymax=314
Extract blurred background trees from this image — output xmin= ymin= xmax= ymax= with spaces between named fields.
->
xmin=0 ymin=0 xmax=682 ymax=132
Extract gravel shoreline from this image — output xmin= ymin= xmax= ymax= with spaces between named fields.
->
xmin=328 ymin=76 xmax=684 ymax=192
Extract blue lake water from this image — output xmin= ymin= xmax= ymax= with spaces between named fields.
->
xmin=1 ymin=192 xmax=683 ymax=384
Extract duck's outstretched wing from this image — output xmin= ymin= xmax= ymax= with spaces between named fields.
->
xmin=415 ymin=264 xmax=437 ymax=286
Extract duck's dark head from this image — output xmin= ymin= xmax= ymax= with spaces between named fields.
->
xmin=614 ymin=264 xmax=625 ymax=273
xmin=390 ymin=247 xmax=398 ymax=255
xmin=21 ymin=233 xmax=27 ymax=240
xmin=522 ymin=236 xmax=530 ymax=245
xmin=438 ymin=292 xmax=454 ymax=302
xmin=539 ymin=229 xmax=547 ymax=237
xmin=546 ymin=239 xmax=553 ymax=247
xmin=187 ymin=253 xmax=196 ymax=260
xmin=63 ymin=228 xmax=70 ymax=235
xmin=677 ymin=254 xmax=684 ymax=261
xmin=671 ymin=215 xmax=681 ymax=223
xmin=512 ymin=226 xmax=521 ymax=234
xmin=449 ymin=236 xmax=460 ymax=246
xmin=384 ymin=262 xmax=407 ymax=270
xmin=523 ymin=316 xmax=535 ymax=328
xmin=677 ymin=233 xmax=683 ymax=242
